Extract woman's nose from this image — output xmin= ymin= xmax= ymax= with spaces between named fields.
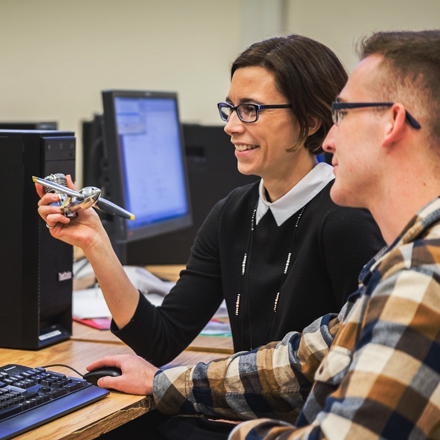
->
xmin=224 ymin=111 xmax=245 ymax=136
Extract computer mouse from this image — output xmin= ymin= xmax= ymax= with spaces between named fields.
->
xmin=83 ymin=367 xmax=122 ymax=386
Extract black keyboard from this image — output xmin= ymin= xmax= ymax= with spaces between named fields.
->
xmin=0 ymin=363 xmax=109 ymax=439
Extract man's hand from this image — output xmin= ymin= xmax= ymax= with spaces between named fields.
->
xmin=86 ymin=354 xmax=160 ymax=395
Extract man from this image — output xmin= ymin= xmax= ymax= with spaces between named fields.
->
xmin=86 ymin=30 xmax=440 ymax=438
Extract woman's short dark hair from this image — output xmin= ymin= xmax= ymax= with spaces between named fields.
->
xmin=231 ymin=34 xmax=348 ymax=155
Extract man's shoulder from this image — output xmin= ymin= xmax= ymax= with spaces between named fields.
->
xmin=377 ymin=221 xmax=440 ymax=281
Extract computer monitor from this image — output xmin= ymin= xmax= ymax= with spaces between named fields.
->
xmin=125 ymin=124 xmax=260 ymax=265
xmin=82 ymin=113 xmax=105 ymax=188
xmin=0 ymin=121 xmax=57 ymax=130
xmin=101 ymin=89 xmax=192 ymax=263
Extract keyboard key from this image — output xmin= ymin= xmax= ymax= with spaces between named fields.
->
xmin=0 ymin=403 xmax=22 ymax=420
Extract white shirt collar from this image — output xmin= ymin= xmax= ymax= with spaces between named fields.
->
xmin=256 ymin=162 xmax=335 ymax=226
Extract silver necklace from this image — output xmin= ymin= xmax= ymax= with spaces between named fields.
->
xmin=236 ymin=203 xmax=306 ymax=349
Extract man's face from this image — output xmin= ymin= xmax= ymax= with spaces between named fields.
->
xmin=323 ymin=55 xmax=385 ymax=209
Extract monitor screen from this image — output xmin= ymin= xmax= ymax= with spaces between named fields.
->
xmin=101 ymin=90 xmax=192 ymax=253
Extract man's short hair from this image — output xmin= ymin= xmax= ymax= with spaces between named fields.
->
xmin=356 ymin=30 xmax=440 ymax=143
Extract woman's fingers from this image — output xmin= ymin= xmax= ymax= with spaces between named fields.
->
xmin=65 ymin=174 xmax=77 ymax=190
xmin=37 ymin=192 xmax=60 ymax=207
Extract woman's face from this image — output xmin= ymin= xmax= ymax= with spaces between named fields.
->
xmin=224 ymin=66 xmax=304 ymax=189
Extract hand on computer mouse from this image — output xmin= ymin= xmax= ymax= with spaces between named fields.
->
xmin=83 ymin=366 xmax=122 ymax=386
xmin=85 ymin=354 xmax=159 ymax=395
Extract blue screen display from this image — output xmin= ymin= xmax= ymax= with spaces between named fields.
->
xmin=114 ymin=96 xmax=189 ymax=235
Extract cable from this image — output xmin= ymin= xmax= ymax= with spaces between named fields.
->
xmin=39 ymin=363 xmax=84 ymax=378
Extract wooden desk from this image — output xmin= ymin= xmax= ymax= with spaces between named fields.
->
xmin=0 ymin=260 xmax=233 ymax=437
xmin=72 ymin=264 xmax=234 ymax=355
xmin=1 ymin=340 xmax=228 ymax=439
xmin=72 ymin=322 xmax=234 ymax=354
xmin=145 ymin=265 xmax=184 ymax=283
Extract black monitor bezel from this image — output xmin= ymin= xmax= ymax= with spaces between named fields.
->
xmin=101 ymin=89 xmax=192 ymax=244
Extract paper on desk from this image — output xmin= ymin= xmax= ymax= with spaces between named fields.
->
xmin=73 ymin=287 xmax=164 ymax=319
xmin=73 ymin=288 xmax=110 ymax=319
xmin=214 ymin=300 xmax=228 ymax=318
xmin=73 ymin=317 xmax=111 ymax=330
xmin=200 ymin=319 xmax=231 ymax=336
xmin=73 ymin=287 xmax=228 ymax=320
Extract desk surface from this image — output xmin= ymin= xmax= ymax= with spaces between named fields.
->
xmin=72 ymin=322 xmax=234 ymax=354
xmin=1 ymin=340 xmax=227 ymax=440
xmin=3 ymin=263 xmax=233 ymax=438
xmin=145 ymin=265 xmax=184 ymax=282
xmin=73 ymin=264 xmax=234 ymax=355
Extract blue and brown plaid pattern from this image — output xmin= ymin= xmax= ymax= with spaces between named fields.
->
xmin=154 ymin=197 xmax=440 ymax=439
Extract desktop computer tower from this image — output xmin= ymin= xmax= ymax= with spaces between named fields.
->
xmin=0 ymin=130 xmax=76 ymax=349
xmin=123 ymin=124 xmax=259 ymax=265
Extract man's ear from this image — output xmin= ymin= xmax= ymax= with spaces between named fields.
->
xmin=382 ymin=103 xmax=407 ymax=147
xmin=307 ymin=115 xmax=321 ymax=137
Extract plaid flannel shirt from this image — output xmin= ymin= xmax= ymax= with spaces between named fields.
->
xmin=153 ymin=197 xmax=440 ymax=440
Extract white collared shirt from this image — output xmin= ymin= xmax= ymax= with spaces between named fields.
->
xmin=256 ymin=162 xmax=335 ymax=226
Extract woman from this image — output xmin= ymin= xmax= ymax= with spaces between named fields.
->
xmin=37 ymin=35 xmax=384 ymax=366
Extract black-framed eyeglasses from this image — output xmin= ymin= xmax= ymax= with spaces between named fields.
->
xmin=332 ymin=102 xmax=421 ymax=129
xmin=217 ymin=102 xmax=292 ymax=123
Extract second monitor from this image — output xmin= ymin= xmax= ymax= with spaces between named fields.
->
xmin=100 ymin=90 xmax=193 ymax=263
xmin=84 ymin=90 xmax=259 ymax=265
xmin=123 ymin=123 xmax=259 ymax=265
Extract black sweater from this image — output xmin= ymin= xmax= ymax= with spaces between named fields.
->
xmin=113 ymin=181 xmax=385 ymax=366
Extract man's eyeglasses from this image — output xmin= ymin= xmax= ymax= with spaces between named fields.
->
xmin=332 ymin=102 xmax=421 ymax=129
xmin=217 ymin=102 xmax=292 ymax=123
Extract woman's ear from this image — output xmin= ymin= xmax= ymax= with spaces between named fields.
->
xmin=307 ymin=115 xmax=321 ymax=137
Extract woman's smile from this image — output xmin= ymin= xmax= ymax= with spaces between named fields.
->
xmin=234 ymin=144 xmax=259 ymax=152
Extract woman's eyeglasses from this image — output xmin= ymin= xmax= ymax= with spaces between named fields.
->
xmin=217 ymin=102 xmax=292 ymax=123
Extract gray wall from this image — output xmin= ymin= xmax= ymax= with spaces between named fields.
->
xmin=0 ymin=0 xmax=438 ymax=183
xmin=285 ymin=0 xmax=440 ymax=73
